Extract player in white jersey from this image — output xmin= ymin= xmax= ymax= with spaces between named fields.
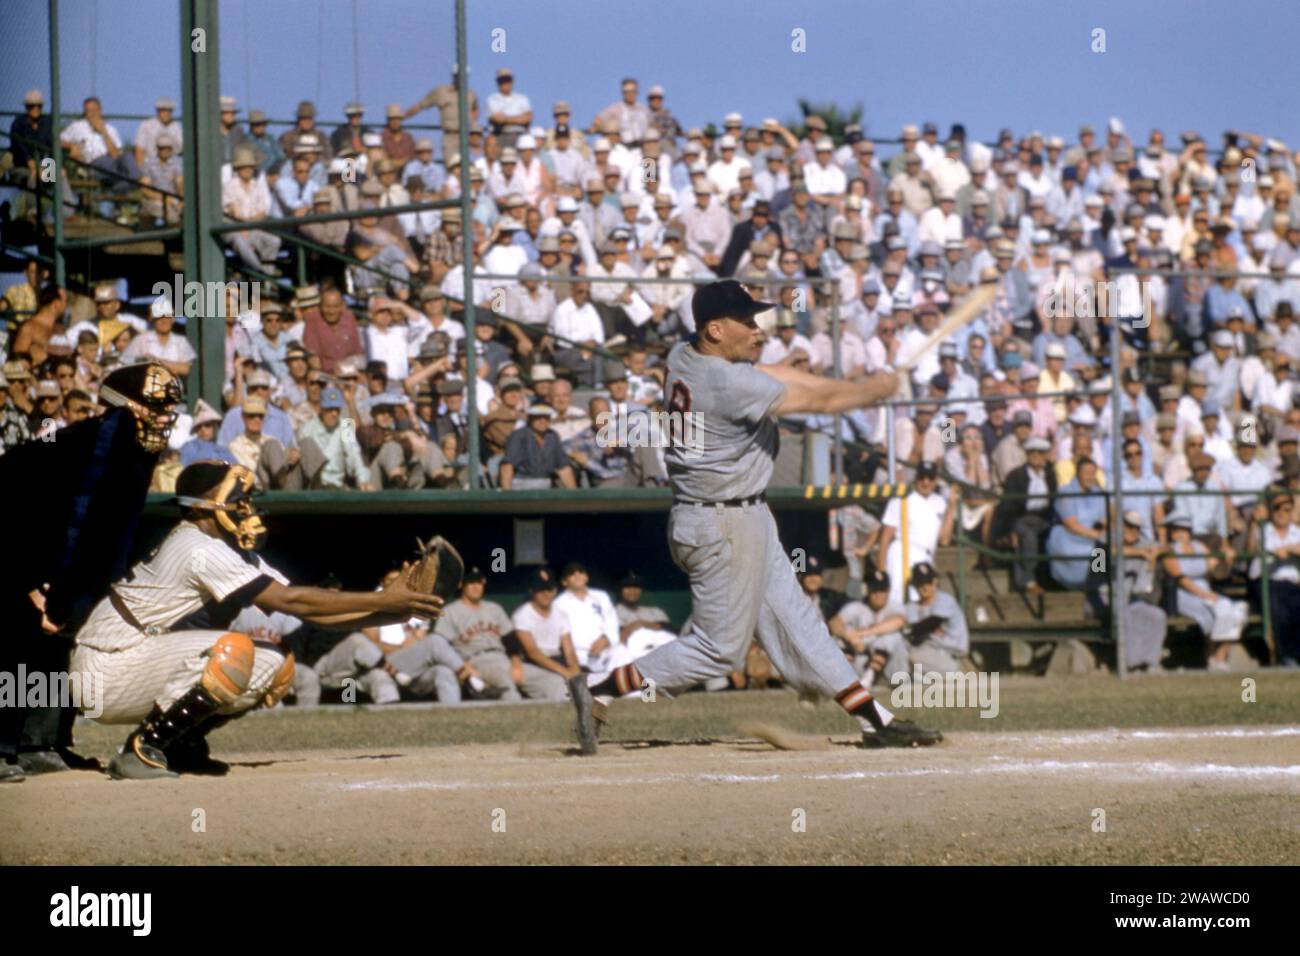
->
xmin=73 ymin=461 xmax=443 ymax=779
xmin=569 ymin=281 xmax=942 ymax=753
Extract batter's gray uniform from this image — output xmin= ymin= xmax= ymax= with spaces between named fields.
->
xmin=832 ymin=599 xmax=910 ymax=683
xmin=628 ymin=342 xmax=870 ymax=699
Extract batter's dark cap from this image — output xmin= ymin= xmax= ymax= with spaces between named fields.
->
xmin=528 ymin=567 xmax=558 ymax=592
xmin=691 ymin=280 xmax=774 ymax=328
xmin=911 ymin=561 xmax=937 ymax=585
xmin=866 ymin=569 xmax=891 ymax=592
xmin=463 ymin=565 xmax=487 ymax=584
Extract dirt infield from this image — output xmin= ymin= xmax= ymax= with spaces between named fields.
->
xmin=3 ymin=723 xmax=1297 ymax=865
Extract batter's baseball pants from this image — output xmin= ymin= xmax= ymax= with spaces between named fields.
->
xmin=633 ymin=501 xmax=863 ymax=697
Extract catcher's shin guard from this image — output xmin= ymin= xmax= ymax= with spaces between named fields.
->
xmin=111 ymin=686 xmax=224 ymax=780
xmin=164 ymin=713 xmax=234 ymax=776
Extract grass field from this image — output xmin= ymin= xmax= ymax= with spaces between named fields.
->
xmin=2 ymin=672 xmax=1298 ymax=865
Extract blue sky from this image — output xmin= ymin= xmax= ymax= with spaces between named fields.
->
xmin=4 ymin=0 xmax=1298 ymax=151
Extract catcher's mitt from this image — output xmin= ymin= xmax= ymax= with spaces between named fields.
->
xmin=406 ymin=536 xmax=465 ymax=602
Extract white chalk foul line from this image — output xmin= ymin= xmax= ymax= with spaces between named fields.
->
xmin=330 ymin=757 xmax=1300 ymax=793
xmin=986 ymin=727 xmax=1300 ymax=746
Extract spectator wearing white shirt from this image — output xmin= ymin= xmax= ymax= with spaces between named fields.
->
xmin=60 ymin=96 xmax=139 ymax=203
xmin=120 ymin=298 xmax=196 ymax=378
xmin=706 ymin=135 xmax=752 ymax=196
xmin=510 ymin=568 xmax=579 ymax=697
xmin=918 ymin=190 xmax=963 ymax=246
xmin=759 ymin=310 xmax=814 ymax=365
xmin=930 ymin=139 xmax=971 ymax=198
xmin=914 ymin=122 xmax=944 ymax=171
xmin=134 ymin=97 xmax=184 ymax=168
xmin=487 ymin=148 xmax=529 ymax=204
xmin=553 ymin=562 xmax=620 ymax=671
xmin=1251 ymin=346 xmax=1293 ymax=423
xmin=364 ymin=297 xmax=411 ymax=382
xmin=486 ymin=67 xmax=532 ymax=148
xmin=275 ymin=155 xmax=319 ymax=217
xmin=804 ymin=139 xmax=848 ymax=206
xmin=550 ymin=280 xmax=605 ymax=346
xmin=679 ymin=181 xmax=731 ymax=272
xmin=482 ymin=220 xmax=529 ymax=290
xmin=1016 ymin=153 xmax=1054 ymax=201
xmin=809 ymin=322 xmax=867 ymax=377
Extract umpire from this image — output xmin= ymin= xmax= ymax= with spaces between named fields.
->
xmin=0 ymin=361 xmax=182 ymax=781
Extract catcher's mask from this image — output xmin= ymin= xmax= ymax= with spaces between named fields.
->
xmin=99 ymin=362 xmax=184 ymax=453
xmin=175 ymin=461 xmax=267 ymax=551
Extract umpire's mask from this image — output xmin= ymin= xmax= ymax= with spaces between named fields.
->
xmin=99 ymin=362 xmax=184 ymax=453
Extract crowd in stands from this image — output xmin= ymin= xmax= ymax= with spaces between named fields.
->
xmin=5 ymin=72 xmax=1300 ymax=670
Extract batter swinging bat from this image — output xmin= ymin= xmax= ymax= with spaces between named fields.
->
xmin=894 ymin=283 xmax=998 ymax=373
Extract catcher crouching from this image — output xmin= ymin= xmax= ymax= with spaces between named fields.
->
xmin=72 ymin=460 xmax=449 ymax=780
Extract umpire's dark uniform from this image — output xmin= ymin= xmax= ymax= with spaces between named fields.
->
xmin=0 ymin=407 xmax=159 ymax=772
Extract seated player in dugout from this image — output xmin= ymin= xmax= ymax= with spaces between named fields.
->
xmin=71 ymin=460 xmax=444 ymax=780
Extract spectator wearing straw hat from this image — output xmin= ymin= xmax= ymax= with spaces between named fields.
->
xmin=222 ymin=144 xmax=281 ymax=274
xmin=9 ymin=89 xmax=53 ymax=178
xmin=178 ymin=399 xmax=235 ymax=467
xmin=329 ymin=101 xmax=370 ymax=157
xmin=139 ymin=131 xmax=184 ymax=225
xmin=229 ymin=395 xmax=304 ymax=490
xmin=134 ymin=96 xmax=182 ymax=168
xmin=242 ymin=109 xmax=283 ymax=174
xmin=380 ymin=104 xmax=416 ymax=165
xmin=279 ymin=100 xmax=332 ymax=163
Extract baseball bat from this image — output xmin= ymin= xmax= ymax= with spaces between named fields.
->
xmin=894 ymin=283 xmax=998 ymax=373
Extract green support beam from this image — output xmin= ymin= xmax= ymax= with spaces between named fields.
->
xmin=180 ymin=0 xmax=227 ymax=410
xmin=455 ymin=0 xmax=480 ymax=489
xmin=48 ymin=0 xmax=65 ymax=287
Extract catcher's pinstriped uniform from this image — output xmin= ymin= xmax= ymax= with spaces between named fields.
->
xmin=71 ymin=521 xmax=290 ymax=723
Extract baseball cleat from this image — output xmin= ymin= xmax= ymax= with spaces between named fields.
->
xmin=568 ymin=674 xmax=599 ymax=756
xmin=0 ymin=760 xmax=25 ymax=783
xmin=861 ymin=718 xmax=943 ymax=748
xmin=108 ymin=738 xmax=179 ymax=780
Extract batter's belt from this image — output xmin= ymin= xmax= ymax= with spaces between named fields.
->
xmin=672 ymin=492 xmax=766 ymax=509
